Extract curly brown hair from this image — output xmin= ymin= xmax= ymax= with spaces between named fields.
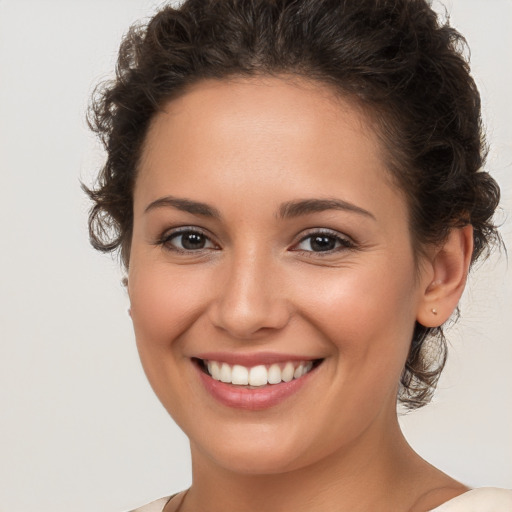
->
xmin=85 ymin=0 xmax=501 ymax=409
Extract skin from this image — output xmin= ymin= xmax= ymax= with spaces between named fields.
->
xmin=127 ymin=76 xmax=472 ymax=512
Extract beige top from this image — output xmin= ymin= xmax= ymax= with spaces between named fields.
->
xmin=130 ymin=496 xmax=172 ymax=512
xmin=428 ymin=487 xmax=512 ymax=511
xmin=130 ymin=488 xmax=512 ymax=512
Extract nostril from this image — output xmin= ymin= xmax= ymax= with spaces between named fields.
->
xmin=209 ymin=299 xmax=292 ymax=339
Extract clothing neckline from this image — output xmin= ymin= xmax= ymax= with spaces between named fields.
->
xmin=145 ymin=486 xmax=512 ymax=512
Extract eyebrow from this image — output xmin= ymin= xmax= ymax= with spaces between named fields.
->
xmin=279 ymin=198 xmax=376 ymax=220
xmin=144 ymin=196 xmax=221 ymax=218
xmin=144 ymin=195 xmax=375 ymax=221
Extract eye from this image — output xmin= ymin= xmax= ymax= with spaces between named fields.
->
xmin=293 ymin=231 xmax=354 ymax=253
xmin=160 ymin=229 xmax=218 ymax=252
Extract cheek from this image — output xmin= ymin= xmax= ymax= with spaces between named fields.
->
xmin=129 ymin=262 xmax=211 ymax=348
xmin=295 ymin=260 xmax=418 ymax=376
xmin=127 ymin=262 xmax=211 ymax=415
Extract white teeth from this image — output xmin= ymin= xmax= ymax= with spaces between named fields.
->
xmin=231 ymin=365 xmax=249 ymax=385
xmin=248 ymin=365 xmax=268 ymax=387
xmin=282 ymin=362 xmax=295 ymax=382
xmin=204 ymin=359 xmax=317 ymax=386
xmin=209 ymin=361 xmax=221 ymax=381
xmin=220 ymin=363 xmax=232 ymax=383
xmin=267 ymin=364 xmax=282 ymax=384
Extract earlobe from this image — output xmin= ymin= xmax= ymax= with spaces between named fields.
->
xmin=417 ymin=225 xmax=473 ymax=328
xmin=123 ymin=276 xmax=133 ymax=317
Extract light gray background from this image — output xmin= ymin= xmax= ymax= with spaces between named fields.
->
xmin=0 ymin=1 xmax=510 ymax=511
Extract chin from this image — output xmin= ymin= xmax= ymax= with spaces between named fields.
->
xmin=201 ymin=444 xmax=310 ymax=475
xmin=190 ymin=424 xmax=320 ymax=475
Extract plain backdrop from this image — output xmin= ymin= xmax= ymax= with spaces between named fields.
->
xmin=0 ymin=1 xmax=511 ymax=511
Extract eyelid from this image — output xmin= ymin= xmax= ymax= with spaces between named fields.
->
xmin=290 ymin=228 xmax=356 ymax=253
xmin=156 ymin=226 xmax=220 ymax=252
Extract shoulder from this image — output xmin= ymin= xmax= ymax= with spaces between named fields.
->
xmin=430 ymin=487 xmax=512 ymax=511
xmin=127 ymin=496 xmax=171 ymax=512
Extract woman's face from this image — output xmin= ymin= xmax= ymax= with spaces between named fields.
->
xmin=128 ymin=77 xmax=432 ymax=474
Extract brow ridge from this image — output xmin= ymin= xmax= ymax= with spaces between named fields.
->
xmin=144 ymin=196 xmax=221 ymax=218
xmin=279 ymin=198 xmax=375 ymax=219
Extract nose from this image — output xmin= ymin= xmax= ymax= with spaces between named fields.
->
xmin=208 ymin=249 xmax=291 ymax=339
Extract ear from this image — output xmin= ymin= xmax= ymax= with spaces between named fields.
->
xmin=416 ymin=225 xmax=473 ymax=328
xmin=123 ymin=276 xmax=132 ymax=317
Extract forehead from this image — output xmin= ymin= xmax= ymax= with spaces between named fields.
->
xmin=135 ymin=76 xmax=405 ymax=224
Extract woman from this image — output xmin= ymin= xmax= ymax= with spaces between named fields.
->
xmin=85 ymin=0 xmax=511 ymax=510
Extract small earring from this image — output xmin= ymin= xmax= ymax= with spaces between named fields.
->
xmin=431 ymin=308 xmax=438 ymax=315
xmin=127 ymin=307 xmax=132 ymax=317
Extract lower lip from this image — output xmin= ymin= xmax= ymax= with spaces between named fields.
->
xmin=196 ymin=364 xmax=316 ymax=411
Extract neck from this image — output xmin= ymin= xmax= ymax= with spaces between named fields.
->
xmin=183 ymin=414 xmax=431 ymax=512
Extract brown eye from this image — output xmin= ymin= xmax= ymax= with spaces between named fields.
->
xmin=309 ymin=235 xmax=337 ymax=252
xmin=180 ymin=232 xmax=207 ymax=250
xmin=164 ymin=230 xmax=216 ymax=251
xmin=294 ymin=231 xmax=354 ymax=253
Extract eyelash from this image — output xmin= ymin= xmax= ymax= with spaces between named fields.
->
xmin=156 ymin=227 xmax=219 ymax=254
xmin=156 ymin=227 xmax=356 ymax=255
xmin=292 ymin=229 xmax=356 ymax=256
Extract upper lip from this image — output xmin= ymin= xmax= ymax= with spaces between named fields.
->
xmin=194 ymin=351 xmax=323 ymax=366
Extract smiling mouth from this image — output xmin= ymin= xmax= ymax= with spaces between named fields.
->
xmin=194 ymin=358 xmax=323 ymax=388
